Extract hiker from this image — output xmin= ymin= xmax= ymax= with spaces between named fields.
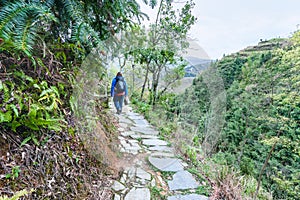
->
xmin=110 ymin=72 xmax=128 ymax=114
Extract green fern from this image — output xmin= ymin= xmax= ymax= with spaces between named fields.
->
xmin=1 ymin=71 xmax=65 ymax=132
xmin=62 ymin=0 xmax=101 ymax=49
xmin=0 ymin=1 xmax=56 ymax=55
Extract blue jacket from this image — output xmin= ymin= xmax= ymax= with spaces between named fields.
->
xmin=110 ymin=76 xmax=128 ymax=97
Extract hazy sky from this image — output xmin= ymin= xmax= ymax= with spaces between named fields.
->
xmin=138 ymin=0 xmax=300 ymax=59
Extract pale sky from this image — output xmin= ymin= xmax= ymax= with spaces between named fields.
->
xmin=138 ymin=0 xmax=300 ymax=59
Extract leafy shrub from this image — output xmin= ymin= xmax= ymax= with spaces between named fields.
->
xmin=0 ymin=70 xmax=65 ymax=132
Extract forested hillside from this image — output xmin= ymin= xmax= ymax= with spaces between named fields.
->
xmin=130 ymin=32 xmax=299 ymax=200
xmin=171 ymin=33 xmax=299 ymax=199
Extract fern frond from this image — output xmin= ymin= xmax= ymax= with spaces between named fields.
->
xmin=62 ymin=0 xmax=101 ymax=49
xmin=14 ymin=18 xmax=36 ymax=55
xmin=71 ymin=22 xmax=98 ymax=49
xmin=0 ymin=1 xmax=56 ymax=55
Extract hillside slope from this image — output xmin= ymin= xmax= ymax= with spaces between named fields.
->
xmin=174 ymin=34 xmax=300 ymax=199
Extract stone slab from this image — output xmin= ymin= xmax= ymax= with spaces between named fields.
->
xmin=124 ymin=188 xmax=150 ymax=200
xmin=136 ymin=168 xmax=151 ymax=181
xmin=127 ymin=113 xmax=144 ymax=121
xmin=130 ymin=126 xmax=159 ymax=135
xmin=112 ymin=181 xmax=126 ymax=192
xmin=118 ymin=127 xmax=125 ymax=132
xmin=118 ymin=117 xmax=133 ymax=124
xmin=119 ymin=122 xmax=128 ymax=128
xmin=167 ymin=194 xmax=208 ymax=200
xmin=125 ymin=167 xmax=136 ymax=179
xmin=142 ymin=139 xmax=168 ymax=146
xmin=148 ymin=156 xmax=184 ymax=172
xmin=151 ymin=152 xmax=176 ymax=158
xmin=168 ymin=170 xmax=199 ymax=191
xmin=148 ymin=146 xmax=173 ymax=152
xmin=114 ymin=194 xmax=121 ymax=200
xmin=133 ymin=119 xmax=150 ymax=127
xmin=130 ymin=134 xmax=158 ymax=140
xmin=121 ymin=131 xmax=135 ymax=137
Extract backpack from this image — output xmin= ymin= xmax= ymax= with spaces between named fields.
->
xmin=114 ymin=77 xmax=125 ymax=93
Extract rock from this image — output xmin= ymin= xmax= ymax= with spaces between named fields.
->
xmin=148 ymin=146 xmax=173 ymax=152
xmin=118 ymin=117 xmax=133 ymax=124
xmin=118 ymin=127 xmax=125 ymax=132
xmin=119 ymin=137 xmax=142 ymax=154
xmin=130 ymin=126 xmax=159 ymax=135
xmin=124 ymin=188 xmax=151 ymax=200
xmin=151 ymin=152 xmax=175 ymax=158
xmin=151 ymin=178 xmax=156 ymax=187
xmin=119 ymin=122 xmax=128 ymax=128
xmin=120 ymin=173 xmax=127 ymax=184
xmin=121 ymin=131 xmax=135 ymax=137
xmin=112 ymin=181 xmax=126 ymax=192
xmin=148 ymin=156 xmax=184 ymax=172
xmin=125 ymin=167 xmax=136 ymax=179
xmin=114 ymin=194 xmax=121 ymax=200
xmin=127 ymin=113 xmax=144 ymax=120
xmin=133 ymin=119 xmax=150 ymax=127
xmin=167 ymin=194 xmax=209 ymax=200
xmin=168 ymin=170 xmax=199 ymax=190
xmin=136 ymin=168 xmax=151 ymax=181
xmin=130 ymin=134 xmax=158 ymax=139
xmin=142 ymin=139 xmax=168 ymax=146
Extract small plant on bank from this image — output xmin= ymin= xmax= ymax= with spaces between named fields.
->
xmin=149 ymin=186 xmax=167 ymax=200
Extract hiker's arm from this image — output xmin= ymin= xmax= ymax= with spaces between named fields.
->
xmin=125 ymin=81 xmax=128 ymax=96
xmin=110 ymin=78 xmax=116 ymax=97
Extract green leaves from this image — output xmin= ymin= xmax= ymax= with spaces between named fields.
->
xmin=0 ymin=1 xmax=57 ymax=56
xmin=0 ymin=70 xmax=65 ymax=132
xmin=162 ymin=34 xmax=300 ymax=199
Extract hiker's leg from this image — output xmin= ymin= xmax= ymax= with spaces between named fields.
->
xmin=119 ymin=95 xmax=125 ymax=112
xmin=113 ymin=96 xmax=120 ymax=112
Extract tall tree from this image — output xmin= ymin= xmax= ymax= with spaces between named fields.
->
xmin=131 ymin=0 xmax=196 ymax=104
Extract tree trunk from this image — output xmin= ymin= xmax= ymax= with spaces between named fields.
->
xmin=151 ymin=68 xmax=161 ymax=105
xmin=254 ymin=130 xmax=281 ymax=200
xmin=140 ymin=64 xmax=149 ymax=99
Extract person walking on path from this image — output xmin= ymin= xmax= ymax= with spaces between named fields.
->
xmin=111 ymin=72 xmax=128 ymax=114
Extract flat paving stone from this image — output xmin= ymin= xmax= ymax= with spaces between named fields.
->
xmin=151 ymin=152 xmax=176 ymax=158
xmin=123 ymin=147 xmax=141 ymax=155
xmin=114 ymin=194 xmax=121 ymax=200
xmin=112 ymin=181 xmax=126 ymax=192
xmin=168 ymin=170 xmax=199 ymax=190
xmin=118 ymin=117 xmax=133 ymax=124
xmin=167 ymin=194 xmax=208 ymax=200
xmin=148 ymin=156 xmax=184 ymax=172
xmin=119 ymin=122 xmax=128 ymax=128
xmin=121 ymin=131 xmax=135 ymax=137
xmin=136 ymin=168 xmax=151 ymax=181
xmin=142 ymin=139 xmax=168 ymax=146
xmin=118 ymin=127 xmax=125 ymax=132
xmin=130 ymin=134 xmax=158 ymax=139
xmin=124 ymin=188 xmax=150 ymax=200
xmin=133 ymin=119 xmax=150 ymax=127
xmin=130 ymin=126 xmax=159 ymax=135
xmin=127 ymin=113 xmax=144 ymax=120
xmin=148 ymin=146 xmax=173 ymax=152
xmin=125 ymin=167 xmax=136 ymax=179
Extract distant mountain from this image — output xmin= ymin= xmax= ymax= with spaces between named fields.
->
xmin=182 ymin=38 xmax=210 ymax=59
xmin=184 ymin=56 xmax=212 ymax=77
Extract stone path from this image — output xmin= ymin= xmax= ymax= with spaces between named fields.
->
xmin=110 ymin=103 xmax=209 ymax=200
